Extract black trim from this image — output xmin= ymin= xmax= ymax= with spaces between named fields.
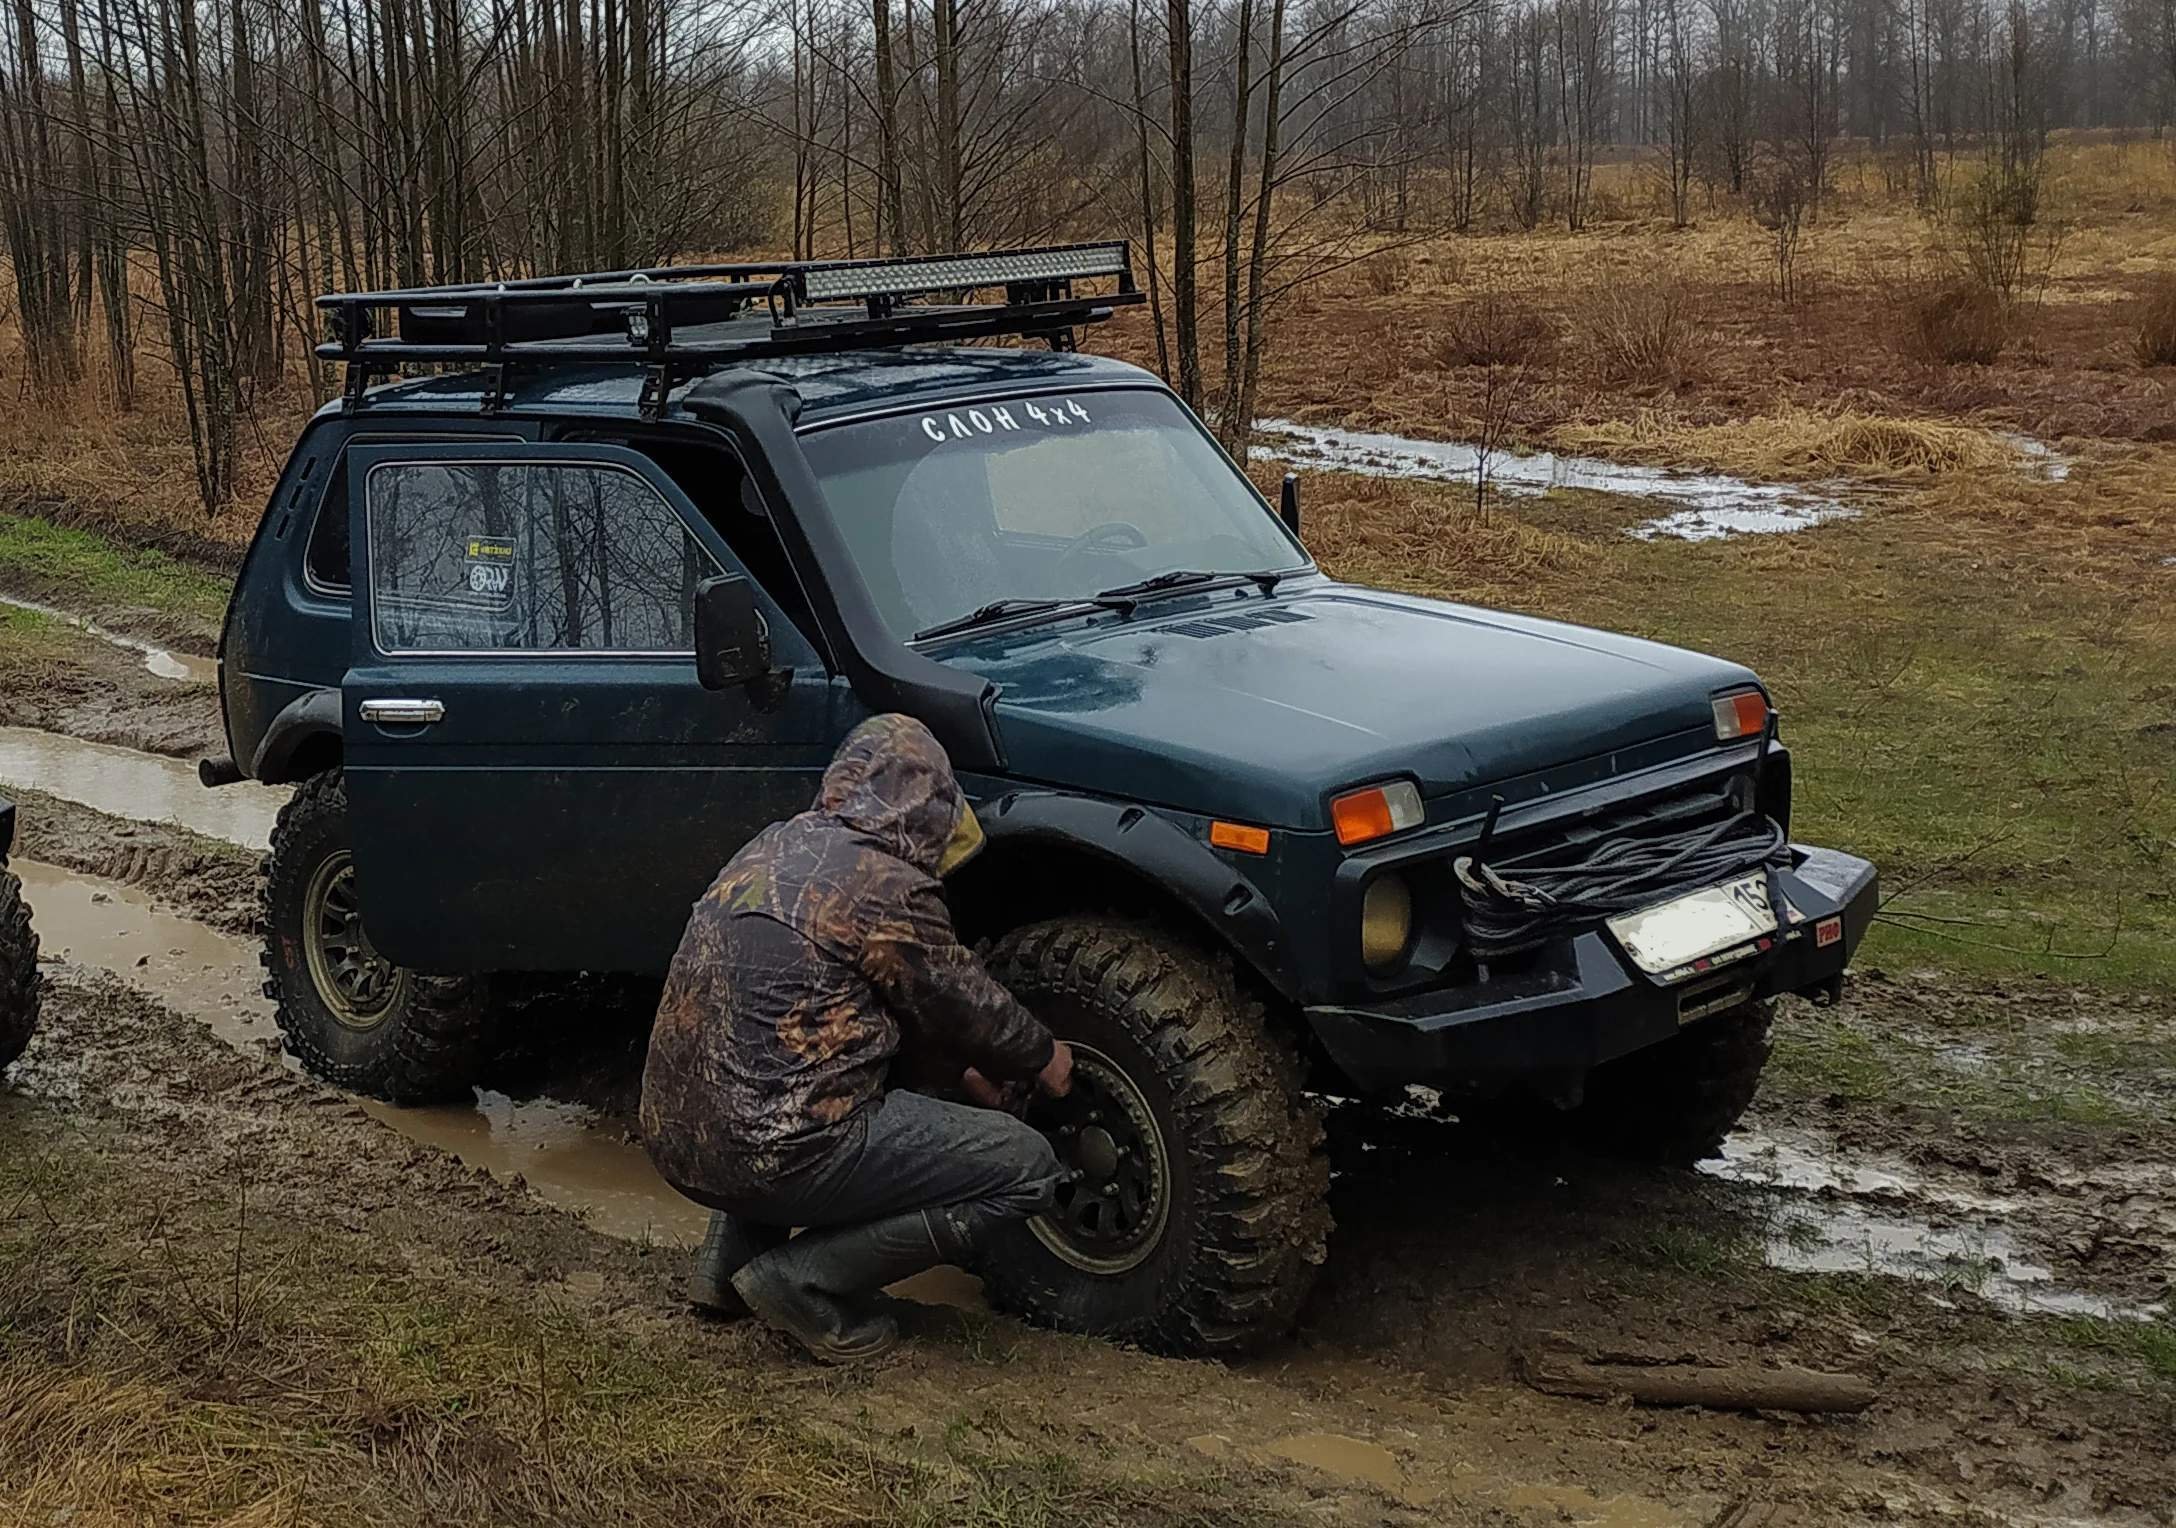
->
xmin=252 ymin=689 xmax=343 ymax=783
xmin=977 ymin=791 xmax=1295 ymax=998
xmin=0 ymin=795 xmax=14 ymax=861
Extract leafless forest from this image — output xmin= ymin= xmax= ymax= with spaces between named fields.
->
xmin=1 ymin=0 xmax=2171 ymax=507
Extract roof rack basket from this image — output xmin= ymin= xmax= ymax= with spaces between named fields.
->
xmin=316 ymin=241 xmax=1143 ymax=419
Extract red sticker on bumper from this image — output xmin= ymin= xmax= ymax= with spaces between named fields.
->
xmin=1815 ymin=916 xmax=1843 ymax=948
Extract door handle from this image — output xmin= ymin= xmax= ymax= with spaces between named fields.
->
xmin=359 ymin=698 xmax=445 ymax=725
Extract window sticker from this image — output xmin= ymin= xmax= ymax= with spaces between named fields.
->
xmin=917 ymin=395 xmax=1092 ymax=444
xmin=462 ymin=534 xmax=516 ymax=606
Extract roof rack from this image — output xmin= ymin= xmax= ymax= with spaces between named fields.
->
xmin=316 ymin=241 xmax=1143 ymax=419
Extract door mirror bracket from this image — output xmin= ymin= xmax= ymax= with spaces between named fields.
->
xmin=693 ymin=575 xmax=775 ymax=692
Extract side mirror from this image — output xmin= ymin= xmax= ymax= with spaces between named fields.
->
xmin=1279 ymin=472 xmax=1301 ymax=539
xmin=693 ymin=574 xmax=772 ymax=691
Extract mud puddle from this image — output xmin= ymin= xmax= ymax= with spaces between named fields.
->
xmin=0 ymin=591 xmax=217 ymax=684
xmin=1253 ymin=418 xmax=1861 ymax=541
xmin=9 ymin=858 xmax=975 ymax=1303
xmin=1704 ymin=1125 xmax=2163 ymax=1321
xmin=0 ymin=724 xmax=282 ymax=848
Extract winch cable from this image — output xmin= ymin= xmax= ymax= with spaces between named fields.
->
xmin=1453 ymin=809 xmax=1789 ymax=960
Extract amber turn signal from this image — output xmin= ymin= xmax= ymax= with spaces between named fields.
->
xmin=1712 ymin=689 xmax=1770 ymax=741
xmin=1209 ymin=820 xmax=1271 ymax=855
xmin=1330 ymin=780 xmax=1424 ymax=846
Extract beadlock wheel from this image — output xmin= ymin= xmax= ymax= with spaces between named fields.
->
xmin=301 ymin=850 xmax=407 ymax=1029
xmin=1029 ymin=1041 xmax=1172 ymax=1275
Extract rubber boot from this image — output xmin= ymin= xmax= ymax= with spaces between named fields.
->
xmin=688 ymin=1212 xmax=789 ymax=1319
xmin=730 ymin=1210 xmax=953 ymax=1363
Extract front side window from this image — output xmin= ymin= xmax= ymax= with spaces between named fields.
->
xmin=368 ymin=460 xmax=716 ymax=653
xmin=801 ymin=389 xmax=1306 ymax=639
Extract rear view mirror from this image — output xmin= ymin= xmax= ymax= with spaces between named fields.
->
xmin=693 ymin=575 xmax=772 ymax=691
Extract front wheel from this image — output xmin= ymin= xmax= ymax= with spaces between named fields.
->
xmin=978 ymin=918 xmax=1330 ymax=1356
xmin=261 ymin=770 xmax=493 ymax=1104
xmin=0 ymin=867 xmax=40 ymax=1072
xmin=1567 ymin=998 xmax=1775 ymax=1165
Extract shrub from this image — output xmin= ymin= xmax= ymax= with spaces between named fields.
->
xmin=1573 ymin=279 xmax=1700 ymax=388
xmin=2135 ymin=276 xmax=2176 ymax=367
xmin=1359 ymin=248 xmax=1410 ymax=296
xmin=1429 ymin=287 xmax=1553 ymax=368
xmin=1903 ymin=278 xmax=2009 ymax=366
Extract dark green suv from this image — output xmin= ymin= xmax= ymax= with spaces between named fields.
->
xmin=203 ymin=244 xmax=1876 ymax=1353
xmin=0 ymin=799 xmax=38 ymax=1074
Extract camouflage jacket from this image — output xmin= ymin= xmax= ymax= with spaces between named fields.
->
xmin=639 ymin=715 xmax=1055 ymax=1203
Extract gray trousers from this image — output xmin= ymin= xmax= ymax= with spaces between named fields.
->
xmin=712 ymin=1089 xmax=1063 ymax=1232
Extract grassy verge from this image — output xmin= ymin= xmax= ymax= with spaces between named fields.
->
xmin=0 ymin=1120 xmax=1282 ymax=1527
xmin=0 ymin=511 xmax=229 ymax=631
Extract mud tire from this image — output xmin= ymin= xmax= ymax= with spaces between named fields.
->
xmin=1568 ymin=998 xmax=1774 ymax=1165
xmin=0 ymin=867 xmax=40 ymax=1072
xmin=977 ymin=918 xmax=1330 ymax=1356
xmin=261 ymin=770 xmax=492 ymax=1104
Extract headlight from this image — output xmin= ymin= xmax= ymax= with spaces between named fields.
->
xmin=1360 ymin=874 xmax=1413 ymax=970
xmin=1712 ymin=688 xmax=1770 ymax=741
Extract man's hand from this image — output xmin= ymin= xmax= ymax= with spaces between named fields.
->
xmin=960 ymin=1066 xmax=1010 ymax=1110
xmin=1037 ymin=1039 xmax=1074 ymax=1098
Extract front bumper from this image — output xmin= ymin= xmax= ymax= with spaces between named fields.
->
xmin=1303 ymin=844 xmax=1877 ymax=1093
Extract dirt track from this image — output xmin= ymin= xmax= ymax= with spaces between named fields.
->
xmin=4 ymin=615 xmax=2174 ymax=1524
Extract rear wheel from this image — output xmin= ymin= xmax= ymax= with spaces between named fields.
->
xmin=978 ymin=918 xmax=1330 ymax=1356
xmin=262 ymin=770 xmax=493 ymax=1103
xmin=0 ymin=867 xmax=40 ymax=1072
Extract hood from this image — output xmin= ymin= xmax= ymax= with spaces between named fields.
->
xmin=815 ymin=714 xmax=963 ymax=873
xmin=947 ymin=583 xmax=1759 ymax=828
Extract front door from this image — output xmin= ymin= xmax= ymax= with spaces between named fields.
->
xmin=343 ymin=441 xmax=842 ymax=974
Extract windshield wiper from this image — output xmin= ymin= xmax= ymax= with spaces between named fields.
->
xmin=1093 ymin=567 xmax=1291 ymax=611
xmin=912 ymin=598 xmax=1073 ymax=643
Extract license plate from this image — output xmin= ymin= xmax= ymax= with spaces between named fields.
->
xmin=1607 ymin=875 xmax=1777 ymax=977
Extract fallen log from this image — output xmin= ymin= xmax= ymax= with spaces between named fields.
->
xmin=1519 ymin=1352 xmax=1878 ymax=1414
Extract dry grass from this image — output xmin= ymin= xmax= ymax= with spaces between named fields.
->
xmin=2136 ymin=275 xmax=2176 ymax=367
xmin=1260 ymin=463 xmax=1586 ymax=597
xmin=1557 ymin=406 xmax=2037 ymax=483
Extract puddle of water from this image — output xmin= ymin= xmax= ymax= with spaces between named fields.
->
xmin=8 ymin=858 xmax=980 ymax=1303
xmin=1992 ymin=430 xmax=2073 ymax=481
xmin=0 ymin=725 xmax=284 ymax=849
xmin=1266 ymin=1432 xmax=1404 ymax=1492
xmin=1705 ymin=1126 xmax=2162 ymax=1322
xmin=0 ymin=591 xmax=218 ymax=685
xmin=1252 ymin=418 xmax=1861 ymax=541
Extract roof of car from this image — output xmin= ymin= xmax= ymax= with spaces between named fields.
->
xmin=317 ymin=345 xmax=1162 ymax=427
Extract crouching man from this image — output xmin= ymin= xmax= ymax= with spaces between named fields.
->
xmin=639 ymin=714 xmax=1072 ymax=1362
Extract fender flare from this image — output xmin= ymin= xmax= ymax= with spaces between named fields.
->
xmin=251 ymin=688 xmax=343 ymax=783
xmin=977 ymin=791 xmax=1297 ymax=1000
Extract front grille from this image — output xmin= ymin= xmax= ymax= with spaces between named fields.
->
xmin=1495 ymin=780 xmax=1741 ymax=870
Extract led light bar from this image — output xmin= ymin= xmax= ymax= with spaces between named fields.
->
xmin=800 ymin=243 xmax=1129 ymax=303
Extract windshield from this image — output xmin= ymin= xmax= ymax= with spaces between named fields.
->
xmin=800 ymin=388 xmax=1306 ymax=640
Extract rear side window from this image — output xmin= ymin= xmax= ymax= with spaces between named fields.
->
xmin=305 ymin=456 xmax=352 ymax=590
xmin=366 ymin=459 xmax=718 ymax=654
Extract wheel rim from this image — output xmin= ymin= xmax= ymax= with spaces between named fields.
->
xmin=300 ymin=851 xmax=405 ymax=1029
xmin=1028 ymin=1041 xmax=1171 ymax=1274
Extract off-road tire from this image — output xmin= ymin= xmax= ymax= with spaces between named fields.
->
xmin=261 ymin=770 xmax=493 ymax=1104
xmin=0 ymin=867 xmax=40 ymax=1072
xmin=977 ymin=918 xmax=1331 ymax=1356
xmin=1568 ymin=998 xmax=1774 ymax=1165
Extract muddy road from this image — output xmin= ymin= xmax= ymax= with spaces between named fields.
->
xmin=4 ymin=611 xmax=2173 ymax=1525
